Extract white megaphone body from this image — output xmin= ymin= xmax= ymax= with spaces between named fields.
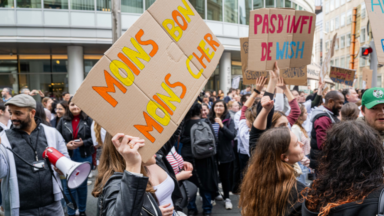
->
xmin=43 ymin=147 xmax=91 ymax=189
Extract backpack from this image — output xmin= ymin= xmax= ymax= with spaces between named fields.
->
xmin=190 ymin=120 xmax=216 ymax=159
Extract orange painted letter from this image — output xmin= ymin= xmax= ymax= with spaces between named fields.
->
xmin=193 ymin=46 xmax=211 ymax=69
xmin=172 ymin=10 xmax=188 ymax=31
xmin=135 ymin=29 xmax=159 ymax=57
xmin=118 ymin=52 xmax=140 ymax=76
xmin=204 ymin=33 xmax=220 ymax=51
xmin=92 ymin=70 xmax=127 ymax=107
xmin=164 ymin=73 xmax=186 ymax=99
xmin=134 ymin=112 xmax=164 ymax=143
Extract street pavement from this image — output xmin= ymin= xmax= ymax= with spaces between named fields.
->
xmin=84 ymin=171 xmax=242 ymax=216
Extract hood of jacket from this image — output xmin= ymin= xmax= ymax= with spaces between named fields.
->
xmin=310 ymin=105 xmax=337 ymax=123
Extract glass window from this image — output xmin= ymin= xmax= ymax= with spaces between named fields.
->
xmin=345 ymin=55 xmax=349 ymax=67
xmin=253 ymin=0 xmax=264 ymax=9
xmin=0 ymin=60 xmax=18 ymax=94
xmin=346 ymin=33 xmax=351 ymax=46
xmin=325 ymin=1 xmax=329 ymax=13
xmin=299 ymin=6 xmax=303 ymax=10
xmin=295 ymin=3 xmax=299 ymax=10
xmin=224 ymin=0 xmax=238 ymax=23
xmin=266 ymin=0 xmax=274 ymax=8
xmin=121 ymin=0 xmax=143 ymax=13
xmin=18 ymin=73 xmax=68 ymax=99
xmin=239 ymin=0 xmax=251 ymax=24
xmin=335 ymin=37 xmax=339 ymax=50
xmin=340 ymin=57 xmax=345 ymax=68
xmin=325 ymin=21 xmax=329 ymax=33
xmin=360 ymin=57 xmax=365 ymax=66
xmin=190 ymin=0 xmax=205 ymax=19
xmin=361 ymin=27 xmax=366 ymax=43
xmin=341 ymin=13 xmax=345 ymax=26
xmin=1 ymin=0 xmax=14 ymax=7
xmin=276 ymin=0 xmax=283 ymax=7
xmin=340 ymin=35 xmax=345 ymax=48
xmin=361 ymin=2 xmax=366 ymax=18
xmin=330 ymin=60 xmax=334 ymax=66
xmin=71 ymin=0 xmax=94 ymax=10
xmin=335 ymin=17 xmax=339 ymax=29
xmin=347 ymin=0 xmax=351 ymax=3
xmin=336 ymin=0 xmax=340 ymax=8
xmin=335 ymin=58 xmax=339 ymax=66
xmin=378 ymin=76 xmax=382 ymax=87
xmin=347 ymin=10 xmax=352 ymax=24
xmin=44 ymin=0 xmax=68 ymax=9
xmin=145 ymin=0 xmax=154 ymax=9
xmin=285 ymin=0 xmax=291 ymax=8
xmin=330 ymin=19 xmax=334 ymax=31
xmin=84 ymin=60 xmax=98 ymax=77
xmin=341 ymin=0 xmax=345 ymax=5
xmin=325 ymin=41 xmax=329 ymax=52
xmin=17 ymin=0 xmax=41 ymax=8
xmin=208 ymin=0 xmax=223 ymax=21
xmin=330 ymin=0 xmax=334 ymax=11
xmin=97 ymin=0 xmax=110 ymax=11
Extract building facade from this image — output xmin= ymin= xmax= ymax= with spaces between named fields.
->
xmin=0 ymin=0 xmax=314 ymax=100
xmin=314 ymin=0 xmax=382 ymax=89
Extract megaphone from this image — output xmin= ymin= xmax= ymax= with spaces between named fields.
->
xmin=43 ymin=147 xmax=91 ymax=189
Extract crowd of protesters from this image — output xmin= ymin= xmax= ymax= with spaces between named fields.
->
xmin=1 ymin=63 xmax=384 ymax=216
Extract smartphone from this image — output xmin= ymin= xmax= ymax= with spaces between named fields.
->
xmin=74 ymin=139 xmax=81 ymax=142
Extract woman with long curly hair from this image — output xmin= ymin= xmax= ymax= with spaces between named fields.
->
xmin=302 ymin=120 xmax=384 ymax=216
xmin=240 ymin=95 xmax=305 ymax=216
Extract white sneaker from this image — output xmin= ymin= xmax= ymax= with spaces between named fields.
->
xmin=211 ymin=200 xmax=216 ymax=206
xmin=225 ymin=198 xmax=233 ymax=210
xmin=87 ymin=180 xmax=92 ymax=185
xmin=215 ymin=194 xmax=223 ymax=201
xmin=88 ymin=172 xmax=93 ymax=178
xmin=76 ymin=209 xmax=80 ymax=215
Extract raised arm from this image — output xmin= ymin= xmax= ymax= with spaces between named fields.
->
xmin=241 ymin=77 xmax=267 ymax=120
xmin=277 ymin=77 xmax=301 ymax=125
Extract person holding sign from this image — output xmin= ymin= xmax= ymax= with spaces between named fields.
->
xmin=92 ymin=133 xmax=162 ymax=216
xmin=240 ymin=96 xmax=305 ymax=216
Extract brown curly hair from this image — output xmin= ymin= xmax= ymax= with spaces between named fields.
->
xmin=302 ymin=121 xmax=384 ymax=215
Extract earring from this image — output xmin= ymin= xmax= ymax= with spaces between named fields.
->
xmin=285 ymin=158 xmax=289 ymax=162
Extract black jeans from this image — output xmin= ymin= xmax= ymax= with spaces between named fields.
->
xmin=218 ymin=162 xmax=233 ymax=199
xmin=232 ymin=141 xmax=241 ymax=194
xmin=238 ymin=153 xmax=250 ymax=182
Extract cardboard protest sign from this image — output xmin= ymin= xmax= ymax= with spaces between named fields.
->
xmin=362 ymin=67 xmax=373 ymax=88
xmin=364 ymin=0 xmax=384 ymax=64
xmin=232 ymin=76 xmax=240 ymax=89
xmin=320 ymin=33 xmax=337 ymax=82
xmin=240 ymin=37 xmax=307 ymax=85
xmin=329 ymin=66 xmax=356 ymax=86
xmin=247 ymin=8 xmax=316 ymax=71
xmin=72 ymin=0 xmax=223 ymax=162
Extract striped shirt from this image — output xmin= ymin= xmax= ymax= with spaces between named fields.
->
xmin=166 ymin=147 xmax=184 ymax=175
xmin=212 ymin=122 xmax=220 ymax=138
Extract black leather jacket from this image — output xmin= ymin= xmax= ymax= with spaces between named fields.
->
xmin=56 ymin=116 xmax=94 ymax=158
xmin=97 ymin=171 xmax=161 ymax=216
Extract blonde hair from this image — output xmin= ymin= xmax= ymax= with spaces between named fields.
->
xmin=93 ymin=121 xmax=103 ymax=147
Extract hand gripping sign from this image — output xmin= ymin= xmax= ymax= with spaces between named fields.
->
xmin=72 ymin=0 xmax=224 ymax=162
xmin=247 ymin=8 xmax=316 ymax=71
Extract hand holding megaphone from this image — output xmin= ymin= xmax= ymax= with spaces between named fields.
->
xmin=43 ymin=147 xmax=91 ymax=189
xmin=112 ymin=133 xmax=145 ymax=173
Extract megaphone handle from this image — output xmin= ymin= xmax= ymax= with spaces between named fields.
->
xmin=45 ymin=158 xmax=78 ymax=211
